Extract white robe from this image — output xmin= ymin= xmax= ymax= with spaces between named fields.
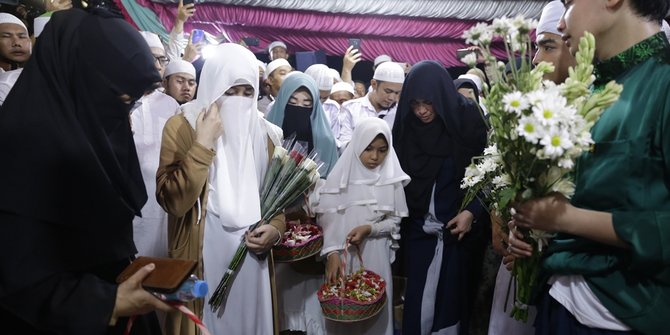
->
xmin=131 ymin=90 xmax=179 ymax=258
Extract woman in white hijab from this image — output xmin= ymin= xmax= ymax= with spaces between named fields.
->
xmin=157 ymin=43 xmax=284 ymax=335
xmin=311 ymin=117 xmax=410 ymax=335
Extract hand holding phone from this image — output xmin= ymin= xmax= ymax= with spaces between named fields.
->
xmin=191 ymin=29 xmax=204 ymax=45
xmin=348 ymin=38 xmax=362 ymax=53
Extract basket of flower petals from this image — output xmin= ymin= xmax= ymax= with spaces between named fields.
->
xmin=317 ymin=247 xmax=387 ymax=322
xmin=273 ymin=221 xmax=323 ymax=262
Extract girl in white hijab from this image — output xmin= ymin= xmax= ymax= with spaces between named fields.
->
xmin=157 ymin=43 xmax=284 ymax=335
xmin=312 ymin=117 xmax=410 ymax=335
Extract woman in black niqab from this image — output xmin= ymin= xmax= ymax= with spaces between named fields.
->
xmin=0 ymin=8 xmax=163 ymax=335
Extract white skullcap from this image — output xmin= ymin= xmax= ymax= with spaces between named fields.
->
xmin=373 ymin=61 xmax=405 ymax=84
xmin=0 ymin=13 xmax=27 ymax=32
xmin=265 ymin=58 xmax=291 ymax=79
xmin=139 ymin=31 xmax=164 ymax=52
xmin=164 ymin=59 xmax=196 ymax=79
xmin=537 ymin=1 xmax=564 ymax=36
xmin=329 ymin=68 xmax=343 ymax=83
xmin=268 ymin=41 xmax=287 ymax=54
xmin=662 ymin=20 xmax=670 ymax=42
xmin=256 ymin=59 xmax=266 ymax=72
xmin=458 ymin=74 xmax=483 ymax=93
xmin=331 ymin=82 xmax=355 ymax=95
xmin=33 ymin=13 xmax=52 ymax=38
xmin=305 ymin=64 xmax=333 ymax=91
xmin=373 ymin=54 xmax=392 ymax=68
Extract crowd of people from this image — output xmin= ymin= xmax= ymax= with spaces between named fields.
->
xmin=0 ymin=0 xmax=668 ymax=334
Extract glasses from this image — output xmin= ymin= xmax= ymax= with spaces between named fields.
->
xmin=153 ymin=55 xmax=170 ymax=66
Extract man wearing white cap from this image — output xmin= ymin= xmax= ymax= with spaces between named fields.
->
xmin=0 ymin=13 xmax=31 ymax=105
xmin=263 ymin=58 xmax=293 ymax=114
xmin=531 ymin=0 xmax=576 ymax=84
xmin=268 ymin=40 xmax=289 ymax=61
xmin=0 ymin=13 xmax=30 ymax=72
xmin=139 ymin=31 xmax=169 ymax=78
xmin=321 ymin=81 xmax=355 ymax=150
xmin=339 ymin=61 xmax=404 ymax=148
xmin=129 ymin=31 xmax=181 ymax=261
xmin=373 ymin=54 xmax=392 ymax=71
xmin=163 ymin=59 xmax=197 ymax=105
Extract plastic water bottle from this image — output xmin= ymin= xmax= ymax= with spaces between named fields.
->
xmin=161 ymin=275 xmax=208 ymax=302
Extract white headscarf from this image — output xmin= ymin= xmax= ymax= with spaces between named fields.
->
xmin=314 ymin=117 xmax=410 ymax=215
xmin=182 ymin=43 xmax=280 ymax=229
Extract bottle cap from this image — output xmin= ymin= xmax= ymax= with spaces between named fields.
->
xmin=191 ymin=280 xmax=209 ymax=298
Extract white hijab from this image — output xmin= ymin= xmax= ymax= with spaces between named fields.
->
xmin=182 ymin=43 xmax=280 ymax=229
xmin=314 ymin=117 xmax=410 ymax=215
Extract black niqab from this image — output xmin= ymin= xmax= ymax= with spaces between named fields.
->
xmin=0 ymin=9 xmax=160 ymax=291
xmin=392 ymin=61 xmax=486 ymax=216
xmin=283 ymin=104 xmax=314 ymax=152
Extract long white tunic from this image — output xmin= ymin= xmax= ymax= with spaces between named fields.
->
xmin=131 ymin=90 xmax=179 ymax=258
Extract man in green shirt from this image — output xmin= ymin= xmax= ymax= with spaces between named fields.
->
xmin=508 ymin=0 xmax=670 ymax=334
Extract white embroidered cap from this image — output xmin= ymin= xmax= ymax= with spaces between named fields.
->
xmin=265 ymin=58 xmax=291 ymax=79
xmin=164 ymin=59 xmax=196 ymax=79
xmin=0 ymin=13 xmax=27 ymax=32
xmin=138 ymin=31 xmax=164 ymax=52
xmin=330 ymin=82 xmax=355 ymax=95
xmin=373 ymin=61 xmax=405 ymax=84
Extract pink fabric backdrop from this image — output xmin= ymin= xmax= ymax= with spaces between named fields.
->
xmin=137 ymin=0 xmax=511 ymax=67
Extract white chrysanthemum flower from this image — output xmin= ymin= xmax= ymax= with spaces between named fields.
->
xmin=491 ymin=17 xmax=513 ymax=36
xmin=483 ymin=144 xmax=498 ymax=156
xmin=461 ymin=164 xmax=484 ymax=189
xmin=532 ymin=101 xmax=562 ymax=126
xmin=477 ymin=157 xmax=498 ymax=174
xmin=503 ymin=91 xmax=528 ymax=115
xmin=492 ymin=174 xmax=511 ymax=189
xmin=517 ymin=115 xmax=544 ymax=143
xmin=462 ymin=22 xmax=490 ymax=46
xmin=551 ymin=178 xmax=576 ymax=198
xmin=540 ymin=127 xmax=574 ymax=159
xmin=558 ymin=158 xmax=574 ymax=169
xmin=461 ymin=52 xmax=478 ymax=67
xmin=529 ymin=229 xmax=555 ymax=252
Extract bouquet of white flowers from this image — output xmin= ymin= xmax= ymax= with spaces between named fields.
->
xmin=459 ymin=16 xmax=623 ymax=321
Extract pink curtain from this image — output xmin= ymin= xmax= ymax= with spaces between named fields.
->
xmin=138 ymin=0 xmax=510 ymax=67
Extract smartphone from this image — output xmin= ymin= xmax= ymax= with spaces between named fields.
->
xmin=191 ymin=29 xmax=204 ymax=44
xmin=348 ymin=38 xmax=362 ymax=53
xmin=242 ymin=36 xmax=260 ymax=47
xmin=182 ymin=0 xmax=195 ymax=6
xmin=116 ymin=256 xmax=197 ymax=293
xmin=456 ymin=48 xmax=475 ymax=60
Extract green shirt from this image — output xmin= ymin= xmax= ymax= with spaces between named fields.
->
xmin=543 ymin=33 xmax=670 ymax=334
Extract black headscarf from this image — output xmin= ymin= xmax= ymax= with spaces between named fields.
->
xmin=454 ymin=78 xmax=480 ymax=103
xmin=393 ymin=61 xmax=486 ymax=216
xmin=0 ymin=9 xmax=160 ymax=289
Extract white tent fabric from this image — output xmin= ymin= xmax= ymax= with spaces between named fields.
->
xmin=158 ymin=0 xmax=550 ymax=21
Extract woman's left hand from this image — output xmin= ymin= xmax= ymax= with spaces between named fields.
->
xmin=447 ymin=210 xmax=474 ymax=240
xmin=512 ymin=193 xmax=572 ymax=233
xmin=347 ymin=225 xmax=372 ymax=245
xmin=245 ymin=225 xmax=280 ymax=254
